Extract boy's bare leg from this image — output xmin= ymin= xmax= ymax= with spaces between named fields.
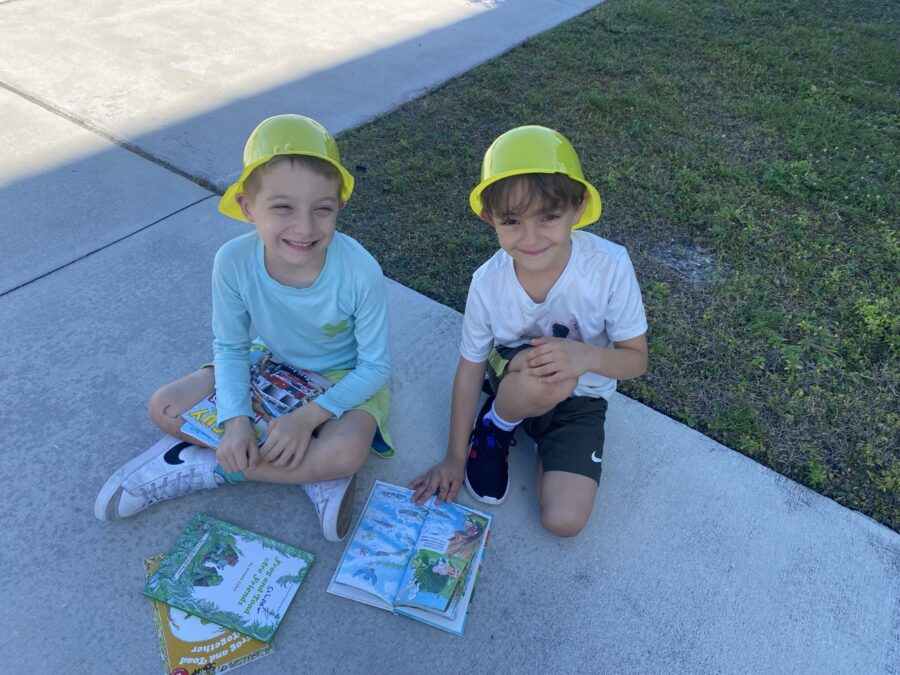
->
xmin=494 ymin=348 xmax=576 ymax=422
xmin=147 ymin=368 xmax=216 ymax=447
xmin=149 ymin=368 xmax=374 ymax=484
xmin=244 ymin=409 xmax=375 ymax=484
xmin=463 ymin=347 xmax=578 ymax=505
xmin=535 ymin=456 xmax=598 ymax=537
xmin=100 ymin=368 xmax=373 ymax=535
xmin=246 ymin=410 xmax=375 ymax=542
xmin=95 ymin=368 xmax=219 ymax=521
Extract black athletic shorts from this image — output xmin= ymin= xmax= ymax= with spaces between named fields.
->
xmin=486 ymin=345 xmax=608 ymax=483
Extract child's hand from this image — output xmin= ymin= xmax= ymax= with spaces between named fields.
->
xmin=218 ymin=416 xmax=259 ymax=473
xmin=409 ymin=457 xmax=466 ymax=506
xmin=525 ymin=336 xmax=590 ymax=382
xmin=259 ymin=403 xmax=331 ymax=470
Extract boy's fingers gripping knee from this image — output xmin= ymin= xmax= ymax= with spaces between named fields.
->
xmin=506 ymin=347 xmax=533 ymax=373
xmin=287 ymin=445 xmax=308 ymax=470
xmin=247 ymin=442 xmax=259 ymax=470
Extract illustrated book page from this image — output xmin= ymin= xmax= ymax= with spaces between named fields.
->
xmin=327 ymin=481 xmax=491 ymax=635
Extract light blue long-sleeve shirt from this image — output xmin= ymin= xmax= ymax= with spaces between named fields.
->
xmin=211 ymin=231 xmax=390 ymax=423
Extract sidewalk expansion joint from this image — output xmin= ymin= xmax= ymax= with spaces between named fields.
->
xmin=0 ymin=80 xmax=223 ymax=195
xmin=0 ymin=195 xmax=215 ymax=299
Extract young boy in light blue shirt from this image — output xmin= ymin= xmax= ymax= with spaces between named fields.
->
xmin=95 ymin=115 xmax=392 ymax=541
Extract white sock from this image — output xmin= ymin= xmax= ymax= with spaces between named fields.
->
xmin=485 ymin=403 xmax=520 ymax=432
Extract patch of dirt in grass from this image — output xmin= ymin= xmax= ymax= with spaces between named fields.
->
xmin=646 ymin=238 xmax=719 ymax=285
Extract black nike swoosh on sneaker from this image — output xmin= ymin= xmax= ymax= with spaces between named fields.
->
xmin=163 ymin=442 xmax=192 ymax=465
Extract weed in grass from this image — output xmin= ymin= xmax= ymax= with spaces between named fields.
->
xmin=806 ymin=450 xmax=829 ymax=489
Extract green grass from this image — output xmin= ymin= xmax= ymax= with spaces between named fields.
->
xmin=335 ymin=0 xmax=899 ymax=530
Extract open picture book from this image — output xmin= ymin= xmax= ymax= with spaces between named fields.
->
xmin=327 ymin=481 xmax=491 ymax=636
xmin=180 ymin=344 xmax=332 ymax=448
xmin=143 ymin=514 xmax=314 ymax=642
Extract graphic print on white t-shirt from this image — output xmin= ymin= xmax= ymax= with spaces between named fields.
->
xmin=460 ymin=231 xmax=648 ymax=401
xmin=516 ymin=318 xmax=583 ymax=343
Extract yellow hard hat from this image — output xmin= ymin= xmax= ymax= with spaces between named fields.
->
xmin=218 ymin=114 xmax=354 ymax=222
xmin=469 ymin=125 xmax=601 ymax=229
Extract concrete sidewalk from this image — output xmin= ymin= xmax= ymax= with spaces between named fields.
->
xmin=1 ymin=2 xmax=896 ymax=673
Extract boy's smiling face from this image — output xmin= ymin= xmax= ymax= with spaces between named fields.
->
xmin=237 ymin=160 xmax=342 ymax=287
xmin=483 ymin=180 xmax=587 ymax=281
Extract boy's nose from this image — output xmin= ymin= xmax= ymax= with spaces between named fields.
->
xmin=288 ymin=214 xmax=314 ymax=234
xmin=520 ymin=223 xmax=542 ymax=245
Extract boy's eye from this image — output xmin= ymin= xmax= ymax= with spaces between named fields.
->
xmin=272 ymin=204 xmax=291 ymax=212
xmin=500 ymin=218 xmax=519 ymax=226
xmin=542 ymin=213 xmax=560 ymax=223
xmin=315 ymin=206 xmax=334 ymax=214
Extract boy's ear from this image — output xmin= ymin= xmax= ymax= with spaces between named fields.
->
xmin=235 ymin=193 xmax=255 ymax=223
xmin=479 ymin=210 xmax=494 ymax=224
xmin=576 ymin=192 xmax=589 ymax=218
xmin=338 ymin=199 xmax=346 ymax=210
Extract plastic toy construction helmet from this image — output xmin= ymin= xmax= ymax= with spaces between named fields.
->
xmin=469 ymin=125 xmax=601 ymax=229
xmin=218 ymin=114 xmax=354 ymax=222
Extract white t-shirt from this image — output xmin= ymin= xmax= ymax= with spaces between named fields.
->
xmin=459 ymin=230 xmax=647 ymax=400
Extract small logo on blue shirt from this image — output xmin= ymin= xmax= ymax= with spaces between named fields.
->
xmin=322 ymin=320 xmax=349 ymax=338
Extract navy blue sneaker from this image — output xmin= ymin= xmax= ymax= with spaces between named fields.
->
xmin=464 ymin=397 xmax=517 ymax=504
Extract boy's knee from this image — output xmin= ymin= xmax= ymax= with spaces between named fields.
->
xmin=540 ymin=507 xmax=588 ymax=538
xmin=526 ymin=375 xmax=577 ymax=409
xmin=335 ymin=447 xmax=368 ymax=475
xmin=147 ymin=385 xmax=184 ymax=431
xmin=546 ymin=376 xmax=578 ymax=404
xmin=147 ymin=387 xmax=170 ymax=425
xmin=322 ymin=435 xmax=370 ymax=475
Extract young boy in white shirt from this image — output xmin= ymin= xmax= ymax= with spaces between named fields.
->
xmin=411 ymin=125 xmax=647 ymax=537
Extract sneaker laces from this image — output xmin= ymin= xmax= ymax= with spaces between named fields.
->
xmin=471 ymin=419 xmax=517 ymax=461
xmin=138 ymin=468 xmax=200 ymax=506
xmin=302 ymin=482 xmax=326 ymax=509
xmin=302 ymin=478 xmax=344 ymax=512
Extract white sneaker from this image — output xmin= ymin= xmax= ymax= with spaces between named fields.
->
xmin=302 ymin=473 xmax=357 ymax=542
xmin=94 ymin=435 xmax=223 ymax=521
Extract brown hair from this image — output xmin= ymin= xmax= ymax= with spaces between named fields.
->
xmin=479 ymin=173 xmax=585 ymax=217
xmin=242 ymin=154 xmax=342 ymax=199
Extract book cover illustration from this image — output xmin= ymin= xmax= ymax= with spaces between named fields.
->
xmin=143 ymin=514 xmax=314 ymax=642
xmin=144 ymin=555 xmax=273 ymax=674
xmin=328 ymin=481 xmax=491 ymax=635
xmin=181 ymin=345 xmax=331 ymax=448
xmin=249 ymin=350 xmax=331 ymax=418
